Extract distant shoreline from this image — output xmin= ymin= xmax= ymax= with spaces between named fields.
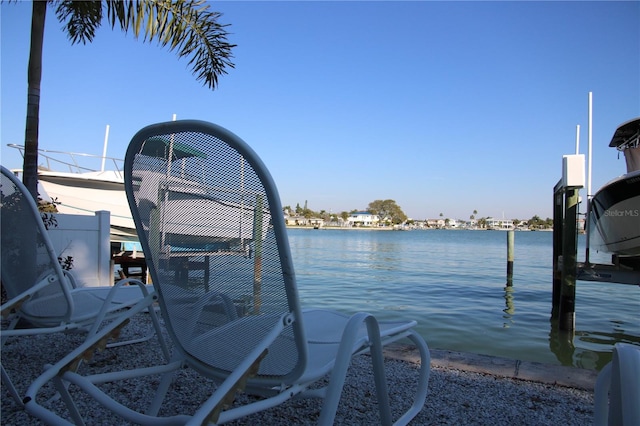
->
xmin=285 ymin=225 xmax=555 ymax=232
xmin=285 ymin=225 xmax=394 ymax=231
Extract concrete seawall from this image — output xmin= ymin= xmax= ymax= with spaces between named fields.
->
xmin=384 ymin=344 xmax=599 ymax=391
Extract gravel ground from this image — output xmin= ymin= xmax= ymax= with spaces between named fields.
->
xmin=1 ymin=312 xmax=595 ymax=425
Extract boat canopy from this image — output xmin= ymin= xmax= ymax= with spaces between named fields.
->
xmin=609 ymin=117 xmax=640 ymax=173
xmin=609 ymin=117 xmax=639 ymax=149
xmin=140 ymin=136 xmax=207 ymax=160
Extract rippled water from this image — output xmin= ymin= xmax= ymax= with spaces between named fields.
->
xmin=287 ymin=228 xmax=639 ymax=370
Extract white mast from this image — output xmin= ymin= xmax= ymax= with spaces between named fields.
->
xmin=585 ymin=92 xmax=593 ymax=264
xmin=100 ymin=124 xmax=110 ymax=172
xmin=588 ymin=92 xmax=593 ymax=198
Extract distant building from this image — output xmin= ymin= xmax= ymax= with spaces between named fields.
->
xmin=285 ymin=214 xmax=325 ymax=227
xmin=426 ymin=218 xmax=445 ymax=228
xmin=347 ymin=211 xmax=379 ymax=227
xmin=309 ymin=218 xmax=324 ymax=227
xmin=485 ymin=217 xmax=514 ymax=230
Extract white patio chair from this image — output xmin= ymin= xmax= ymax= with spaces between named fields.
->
xmin=594 ymin=342 xmax=640 ymax=426
xmin=23 ymin=120 xmax=430 ymax=425
xmin=0 ymin=166 xmax=167 ymax=407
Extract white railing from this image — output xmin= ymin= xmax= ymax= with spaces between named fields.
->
xmin=7 ymin=143 xmax=124 ymax=179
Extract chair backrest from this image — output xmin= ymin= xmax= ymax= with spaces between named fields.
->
xmin=124 ymin=121 xmax=307 ymax=383
xmin=1 ymin=166 xmax=73 ymax=322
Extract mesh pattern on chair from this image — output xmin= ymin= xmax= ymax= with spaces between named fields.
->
xmin=1 ymin=170 xmax=70 ymax=317
xmin=128 ymin=129 xmax=298 ymax=377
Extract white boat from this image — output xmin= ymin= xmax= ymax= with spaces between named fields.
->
xmin=7 ymin=143 xmax=137 ymax=241
xmin=8 ymin=137 xmax=268 ymax=250
xmin=7 ymin=137 xmax=209 ymax=242
xmin=588 ymin=118 xmax=640 ymax=257
xmin=37 ymin=169 xmax=136 ymax=238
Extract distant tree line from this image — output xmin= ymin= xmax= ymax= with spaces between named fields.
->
xmin=283 ymin=202 xmax=553 ymax=228
xmin=526 ymin=215 xmax=554 ymax=229
xmin=283 ymin=199 xmax=408 ymax=225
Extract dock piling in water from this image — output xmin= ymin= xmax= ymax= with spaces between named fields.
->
xmin=552 ymin=153 xmax=585 ymax=332
xmin=559 ymin=188 xmax=579 ymax=331
xmin=506 ymin=230 xmax=514 ymax=286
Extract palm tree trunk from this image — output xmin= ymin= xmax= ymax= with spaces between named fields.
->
xmin=23 ymin=1 xmax=47 ymax=201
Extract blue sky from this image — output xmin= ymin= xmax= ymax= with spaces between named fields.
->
xmin=2 ymin=1 xmax=639 ymax=220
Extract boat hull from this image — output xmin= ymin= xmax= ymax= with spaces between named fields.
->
xmin=37 ymin=171 xmax=135 ymax=234
xmin=588 ymin=170 xmax=640 ymax=256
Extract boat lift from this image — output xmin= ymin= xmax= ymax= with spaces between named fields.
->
xmin=552 ymin=94 xmax=639 ymax=332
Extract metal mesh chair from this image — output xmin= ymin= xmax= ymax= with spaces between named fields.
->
xmin=0 ymin=166 xmax=164 ymax=407
xmin=24 ymin=120 xmax=430 ymax=425
xmin=594 ymin=342 xmax=640 ymax=426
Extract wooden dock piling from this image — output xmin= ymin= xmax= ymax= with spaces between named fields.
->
xmin=551 ymin=188 xmax=563 ymax=320
xmin=552 ymin=153 xmax=585 ymax=332
xmin=552 ymin=184 xmax=580 ymax=330
xmin=253 ymin=194 xmax=264 ymax=315
xmin=559 ymin=188 xmax=579 ymax=331
xmin=506 ymin=230 xmax=514 ymax=286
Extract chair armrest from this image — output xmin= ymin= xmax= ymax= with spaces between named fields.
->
xmin=62 ymin=270 xmax=79 ymax=289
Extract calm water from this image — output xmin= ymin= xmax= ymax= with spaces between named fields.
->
xmin=287 ymin=228 xmax=639 ymax=370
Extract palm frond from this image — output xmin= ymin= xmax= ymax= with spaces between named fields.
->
xmin=106 ymin=0 xmax=235 ymax=90
xmin=54 ymin=0 xmax=103 ymax=44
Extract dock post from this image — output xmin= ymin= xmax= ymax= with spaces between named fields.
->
xmin=506 ymin=230 xmax=514 ymax=286
xmin=551 ymin=186 xmax=564 ymax=319
xmin=253 ymin=195 xmax=264 ymax=315
xmin=558 ymin=188 xmax=579 ymax=331
xmin=551 ymin=136 xmax=585 ymax=330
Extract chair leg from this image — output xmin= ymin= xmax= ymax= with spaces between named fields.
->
xmin=146 ymin=353 xmax=182 ymax=416
xmin=366 ymin=317 xmax=393 ymax=425
xmin=318 ymin=313 xmax=393 ymax=426
xmin=53 ymin=373 xmax=85 ymax=426
xmin=1 ymin=362 xmax=24 ymax=407
xmin=107 ymin=304 xmax=170 ymax=363
xmin=393 ymin=331 xmax=430 ymax=426
xmin=319 ymin=316 xmax=431 ymax=426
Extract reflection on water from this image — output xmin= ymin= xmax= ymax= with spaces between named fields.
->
xmin=502 ymin=285 xmax=515 ymax=328
xmin=549 ymin=322 xmax=576 ymax=367
xmin=287 ymin=228 xmax=639 ymax=370
xmin=546 ymin=323 xmax=629 ymax=370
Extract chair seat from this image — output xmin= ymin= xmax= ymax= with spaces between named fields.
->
xmin=21 ymin=286 xmax=150 ymax=327
xmin=302 ymin=309 xmax=416 ymax=381
xmin=182 ymin=308 xmax=416 ymax=384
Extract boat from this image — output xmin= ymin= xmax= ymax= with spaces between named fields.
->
xmin=8 ymin=135 xmax=268 ymax=253
xmin=588 ymin=117 xmax=640 ymax=257
xmin=7 ymin=143 xmax=137 ymax=241
xmin=7 ymin=136 xmax=210 ymax=242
